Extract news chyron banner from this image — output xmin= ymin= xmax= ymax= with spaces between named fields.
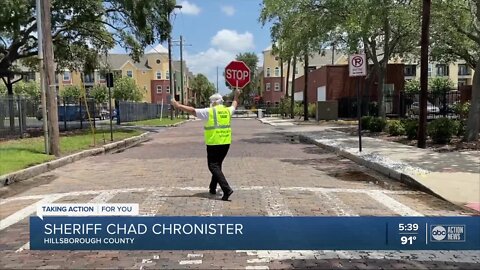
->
xmin=31 ymin=203 xmax=480 ymax=250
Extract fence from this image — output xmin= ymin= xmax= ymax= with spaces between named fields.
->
xmin=0 ymin=95 xmax=106 ymax=139
xmin=117 ymin=101 xmax=170 ymax=123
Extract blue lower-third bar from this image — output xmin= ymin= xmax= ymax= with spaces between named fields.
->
xmin=30 ymin=216 xmax=480 ymax=250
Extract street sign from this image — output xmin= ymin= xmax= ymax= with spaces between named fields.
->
xmin=349 ymin=54 xmax=367 ymax=77
xmin=225 ymin=60 xmax=251 ymax=89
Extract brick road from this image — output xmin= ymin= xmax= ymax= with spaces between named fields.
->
xmin=1 ymin=119 xmax=479 ymax=269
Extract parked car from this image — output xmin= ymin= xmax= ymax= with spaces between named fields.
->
xmin=408 ymin=101 xmax=440 ymax=115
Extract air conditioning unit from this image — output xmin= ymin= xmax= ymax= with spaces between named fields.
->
xmin=316 ymin=101 xmax=338 ymax=121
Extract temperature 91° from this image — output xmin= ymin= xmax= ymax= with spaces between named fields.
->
xmin=401 ymin=236 xmax=417 ymax=245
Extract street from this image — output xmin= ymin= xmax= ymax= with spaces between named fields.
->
xmin=0 ymin=119 xmax=479 ymax=269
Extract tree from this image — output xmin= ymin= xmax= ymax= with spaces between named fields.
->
xmin=405 ymin=79 xmax=421 ymax=94
xmin=12 ymin=80 xmax=40 ymax=101
xmin=113 ymin=77 xmax=142 ymax=102
xmin=191 ymin=74 xmax=215 ymax=106
xmin=430 ymin=0 xmax=480 ymax=141
xmin=429 ymin=77 xmax=454 ymax=95
xmin=90 ymin=84 xmax=108 ymax=104
xmin=60 ymin=85 xmax=82 ymax=101
xmin=0 ymin=0 xmax=176 ymax=75
xmin=235 ymin=52 xmax=259 ymax=104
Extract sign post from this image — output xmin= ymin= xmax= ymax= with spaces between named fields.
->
xmin=349 ymin=54 xmax=367 ymax=152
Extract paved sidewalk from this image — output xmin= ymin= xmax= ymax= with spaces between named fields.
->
xmin=260 ymin=117 xmax=480 ymax=212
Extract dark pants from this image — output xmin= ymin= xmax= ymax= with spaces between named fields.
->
xmin=207 ymin=144 xmax=232 ymax=193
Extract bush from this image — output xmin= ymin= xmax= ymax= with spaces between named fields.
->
xmin=308 ymin=103 xmax=316 ymax=118
xmin=402 ymin=119 xmax=419 ymax=140
xmin=361 ymin=116 xmax=373 ymax=130
xmin=387 ymin=120 xmax=406 ymax=136
xmin=405 ymin=79 xmax=420 ymax=94
xmin=456 ymin=120 xmax=466 ymax=137
xmin=369 ymin=117 xmax=387 ymax=132
xmin=294 ymin=103 xmax=303 ymax=117
xmin=453 ymin=101 xmax=470 ymax=120
xmin=427 ymin=118 xmax=459 ymax=144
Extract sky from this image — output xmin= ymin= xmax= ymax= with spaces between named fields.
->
xmin=112 ymin=0 xmax=273 ymax=95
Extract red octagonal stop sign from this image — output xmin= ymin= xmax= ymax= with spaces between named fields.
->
xmin=225 ymin=60 xmax=251 ymax=89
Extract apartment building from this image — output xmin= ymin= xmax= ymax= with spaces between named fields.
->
xmin=13 ymin=44 xmax=191 ymax=104
xmin=403 ymin=61 xmax=474 ymax=89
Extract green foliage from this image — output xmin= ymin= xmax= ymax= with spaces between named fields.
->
xmin=9 ymin=81 xmax=40 ymax=101
xmin=387 ymin=120 xmax=406 ymax=136
xmin=90 ymin=84 xmax=108 ymax=104
xmin=308 ymin=103 xmax=316 ymax=118
xmin=361 ymin=116 xmax=374 ymax=130
xmin=0 ymin=83 xmax=6 ymax=95
xmin=235 ymin=52 xmax=259 ymax=103
xmin=405 ymin=79 xmax=421 ymax=94
xmin=0 ymin=0 xmax=175 ymax=75
xmin=279 ymin=97 xmax=292 ymax=116
xmin=427 ymin=118 xmax=459 ymax=144
xmin=113 ymin=77 xmax=142 ymax=102
xmin=456 ymin=120 xmax=466 ymax=137
xmin=61 ymin=85 xmax=82 ymax=101
xmin=368 ymin=117 xmax=387 ymax=133
xmin=429 ymin=77 xmax=454 ymax=95
xmin=453 ymin=101 xmax=471 ymax=120
xmin=402 ymin=119 xmax=419 ymax=140
xmin=191 ymin=74 xmax=216 ymax=106
xmin=294 ymin=103 xmax=303 ymax=117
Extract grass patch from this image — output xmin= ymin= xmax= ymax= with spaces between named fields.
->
xmin=0 ymin=129 xmax=142 ymax=175
xmin=124 ymin=117 xmax=185 ymax=127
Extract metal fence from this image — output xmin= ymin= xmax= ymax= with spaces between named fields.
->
xmin=0 ymin=95 xmax=107 ymax=138
xmin=117 ymin=101 xmax=170 ymax=123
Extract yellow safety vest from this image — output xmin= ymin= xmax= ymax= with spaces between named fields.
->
xmin=204 ymin=105 xmax=232 ymax=145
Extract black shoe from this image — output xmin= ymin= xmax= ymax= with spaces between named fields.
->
xmin=221 ymin=190 xmax=234 ymax=201
xmin=209 ymin=189 xmax=216 ymax=195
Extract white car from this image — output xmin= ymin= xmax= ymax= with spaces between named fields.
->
xmin=409 ymin=101 xmax=440 ymax=115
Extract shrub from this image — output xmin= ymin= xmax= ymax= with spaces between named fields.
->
xmin=308 ymin=103 xmax=316 ymax=118
xmin=456 ymin=120 xmax=466 ymax=137
xmin=361 ymin=116 xmax=373 ymax=131
xmin=453 ymin=101 xmax=470 ymax=120
xmin=387 ymin=120 xmax=406 ymax=136
xmin=402 ymin=119 xmax=419 ymax=140
xmin=369 ymin=117 xmax=387 ymax=132
xmin=294 ymin=103 xmax=303 ymax=117
xmin=427 ymin=118 xmax=459 ymax=144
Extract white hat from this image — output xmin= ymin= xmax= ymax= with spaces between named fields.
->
xmin=209 ymin=93 xmax=223 ymax=105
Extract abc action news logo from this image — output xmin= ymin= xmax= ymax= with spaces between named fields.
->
xmin=430 ymin=225 xmax=466 ymax=242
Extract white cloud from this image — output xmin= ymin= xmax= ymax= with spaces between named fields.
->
xmin=179 ymin=1 xmax=201 ymax=15
xmin=185 ymin=29 xmax=256 ymax=95
xmin=221 ymin=5 xmax=235 ymax=16
xmin=211 ymin=29 xmax=254 ymax=52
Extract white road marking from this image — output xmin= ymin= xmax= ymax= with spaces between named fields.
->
xmin=0 ymin=194 xmax=64 ymax=231
xmin=187 ymin=254 xmax=203 ymax=258
xmin=14 ymin=242 xmax=29 ymax=253
xmin=140 ymin=190 xmax=167 ymax=216
xmin=315 ymin=191 xmax=357 ymax=216
xmin=179 ymin=260 xmax=202 ymax=265
xmin=0 ymin=186 xmax=422 ymax=205
xmin=245 ymin=266 xmax=269 ymax=270
xmin=261 ymin=189 xmax=293 ymax=216
xmin=366 ymin=190 xmax=424 ymax=216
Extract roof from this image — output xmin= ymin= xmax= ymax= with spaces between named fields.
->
xmin=100 ymin=54 xmax=151 ymax=70
xmin=146 ymin=44 xmax=168 ymax=54
xmin=308 ymin=49 xmax=344 ymax=66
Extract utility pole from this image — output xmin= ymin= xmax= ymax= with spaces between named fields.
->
xmin=418 ymin=0 xmax=431 ymax=148
xmin=36 ymin=0 xmax=49 ymax=155
xmin=168 ymin=36 xmax=174 ymax=120
xmin=41 ymin=0 xmax=60 ymax=156
xmin=180 ymin=35 xmax=184 ymax=106
xmin=303 ymin=52 xmax=309 ymax=121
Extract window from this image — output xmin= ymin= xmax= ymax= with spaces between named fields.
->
xmin=428 ymin=64 xmax=432 ymax=77
xmin=24 ymin=72 xmax=36 ymax=82
xmin=274 ymin=82 xmax=280 ymax=91
xmin=156 ymin=85 xmax=162 ymax=93
xmin=266 ymin=68 xmax=271 ymax=77
xmin=295 ymin=67 xmax=299 ymax=74
xmin=63 ymin=71 xmax=71 ymax=81
xmin=458 ymin=64 xmax=470 ymax=76
xmin=266 ymin=83 xmax=271 ymax=91
xmin=156 ymin=71 xmax=162 ymax=80
xmin=436 ymin=64 xmax=449 ymax=77
xmin=274 ymin=67 xmax=280 ymax=77
xmin=126 ymin=70 xmax=133 ymax=78
xmin=404 ymin=65 xmax=417 ymax=77
xmin=84 ymin=73 xmax=94 ymax=83
xmin=166 ymin=86 xmax=170 ymax=93
xmin=166 ymin=71 xmax=170 ymax=80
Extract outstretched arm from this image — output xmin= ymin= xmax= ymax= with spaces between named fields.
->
xmin=231 ymin=89 xmax=240 ymax=109
xmin=171 ymin=97 xmax=197 ymax=116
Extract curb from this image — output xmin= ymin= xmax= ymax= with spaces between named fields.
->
xmin=298 ymin=134 xmax=448 ymax=201
xmin=0 ymin=132 xmax=150 ymax=187
xmin=122 ymin=119 xmax=190 ymax=128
